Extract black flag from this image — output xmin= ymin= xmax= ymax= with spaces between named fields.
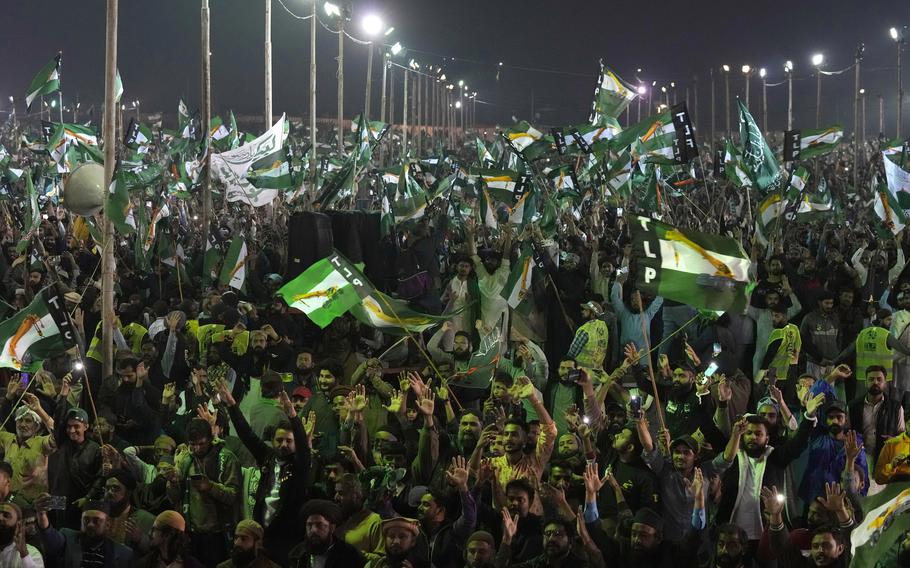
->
xmin=670 ymin=102 xmax=699 ymax=163
xmin=713 ymin=149 xmax=726 ymax=178
xmin=783 ymin=130 xmax=802 ymax=162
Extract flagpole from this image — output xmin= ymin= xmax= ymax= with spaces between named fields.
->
xmin=201 ymin=0 xmax=213 ymax=262
xmin=101 ymin=0 xmax=119 ymax=381
xmin=264 ymin=0 xmax=272 ymax=131
xmin=309 ymin=0 xmax=317 ymax=188
xmin=634 ymin=291 xmax=667 ymax=434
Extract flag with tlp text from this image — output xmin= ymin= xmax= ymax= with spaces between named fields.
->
xmin=629 ymin=215 xmax=753 ymax=312
xmin=279 ymin=251 xmax=374 ymax=329
xmin=850 ymin=481 xmax=910 ymax=567
xmin=0 ymin=287 xmax=77 ymax=371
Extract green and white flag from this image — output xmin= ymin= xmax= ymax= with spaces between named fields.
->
xmin=882 ymin=145 xmax=910 ymax=208
xmin=502 ymin=121 xmax=543 ymax=152
xmin=219 ymin=236 xmax=247 ymax=292
xmin=16 ymin=171 xmax=39 ymax=254
xmin=874 ymin=180 xmax=908 ymax=235
xmin=590 ymin=61 xmax=637 ymax=125
xmin=629 ymin=215 xmax=753 ymax=311
xmin=391 ymin=162 xmax=430 ymax=222
xmin=501 ymin=243 xmax=537 ymax=315
xmin=202 ymin=233 xmax=221 ymax=287
xmin=279 ymin=251 xmax=374 ymax=329
xmin=724 ymin=139 xmax=754 ymax=189
xmin=350 ymin=290 xmax=456 ymax=334
xmin=630 ymin=110 xmax=676 ymax=165
xmin=25 ymin=53 xmax=61 ymax=112
xmin=851 ymin=482 xmax=910 ymax=567
xmin=793 ymin=175 xmax=832 ymax=222
xmin=211 ymin=114 xmax=288 ymax=207
xmin=799 ymin=124 xmax=843 ymax=159
xmin=178 ymin=99 xmax=193 ymax=138
xmin=124 ymin=120 xmax=154 ymax=154
xmin=46 ymin=123 xmax=98 ymax=168
xmin=0 ymin=287 xmax=77 ymax=371
xmin=114 ymin=68 xmax=124 ymax=103
xmin=476 ymin=138 xmax=494 ymax=166
xmin=105 ymin=170 xmax=136 ymax=235
xmin=738 ymin=101 xmax=783 ymax=191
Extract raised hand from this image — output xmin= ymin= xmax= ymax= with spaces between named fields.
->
xmin=717 ymin=378 xmax=733 ymax=402
xmin=501 ymin=507 xmax=519 ymax=544
xmin=416 ymin=390 xmax=436 ymax=416
xmin=583 ymin=462 xmax=608 ymax=497
xmin=398 ymin=371 xmax=410 ymax=394
xmin=816 ymin=481 xmax=847 ymax=514
xmin=214 ymin=379 xmax=236 ymax=407
xmin=408 ymin=371 xmax=430 ymax=399
xmin=564 ymin=404 xmax=581 ymax=432
xmin=760 ymin=486 xmax=784 ymax=517
xmin=845 ymin=430 xmax=863 ymax=464
xmin=385 ymin=389 xmax=404 ymax=413
xmin=303 ymin=411 xmax=317 ymax=442
xmin=161 ymin=382 xmax=177 ymax=405
xmin=732 ymin=416 xmax=749 ymax=438
xmin=436 ymin=378 xmax=450 ymax=402
xmin=509 ymin=376 xmax=534 ymax=400
xmin=446 ymin=455 xmax=470 ymax=491
xmin=805 ymin=393 xmax=826 ymax=418
xmin=278 ymin=391 xmax=297 ymax=417
xmin=349 ymin=384 xmax=368 ymax=413
xmin=196 ymin=405 xmax=217 ymax=430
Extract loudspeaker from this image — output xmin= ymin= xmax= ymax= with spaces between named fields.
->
xmin=286 ymin=212 xmax=334 ymax=278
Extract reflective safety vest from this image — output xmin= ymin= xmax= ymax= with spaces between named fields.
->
xmin=122 ymin=322 xmax=148 ymax=354
xmin=767 ymin=323 xmax=801 ymax=380
xmin=575 ymin=319 xmax=609 ymax=370
xmin=856 ymin=326 xmax=894 ymax=380
xmin=86 ymin=322 xmax=104 ymax=362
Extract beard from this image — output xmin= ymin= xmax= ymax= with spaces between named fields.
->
xmin=828 ymin=424 xmax=844 ymax=437
xmin=671 ymin=384 xmax=691 ymax=399
xmin=459 ymin=433 xmax=478 ymax=453
xmin=0 ymin=525 xmax=15 ymax=546
xmin=715 ymin=552 xmax=743 ymax=568
xmin=744 ymin=442 xmax=766 ymax=458
xmin=305 ymin=534 xmax=331 ymax=554
xmin=453 ymin=349 xmax=471 ymax=361
xmin=231 ymin=547 xmax=257 ymax=566
xmin=868 ymin=385 xmax=883 ymax=397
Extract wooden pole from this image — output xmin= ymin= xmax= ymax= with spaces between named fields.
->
xmin=101 ymin=0 xmax=119 ymax=379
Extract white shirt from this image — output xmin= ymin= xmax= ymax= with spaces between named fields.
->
xmin=734 ymin=453 xmax=766 ymax=540
xmin=0 ymin=541 xmax=44 ymax=568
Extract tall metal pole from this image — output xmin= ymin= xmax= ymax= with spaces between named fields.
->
xmin=364 ymin=42 xmax=374 ymax=120
xmin=787 ymin=70 xmax=793 ymax=130
xmin=862 ymin=92 xmax=867 ymax=142
xmin=416 ymin=71 xmax=422 ymax=155
xmin=693 ymin=75 xmax=699 ymax=131
xmin=264 ymin=0 xmax=272 ymax=130
xmin=402 ymin=69 xmax=409 ymax=154
xmin=898 ymin=37 xmax=904 ymax=138
xmin=762 ymin=75 xmax=768 ymax=133
xmin=710 ymin=69 xmax=715 ymax=145
xmin=309 ymin=0 xmax=317 ymax=184
xmin=379 ymin=52 xmax=388 ymax=164
xmin=336 ymin=18 xmax=344 ymax=152
xmin=745 ymin=71 xmax=751 ymax=108
xmin=200 ymin=0 xmax=212 ymax=264
xmin=880 ymin=94 xmax=885 ymax=137
xmin=101 ymin=0 xmax=119 ymax=380
xmin=854 ymin=45 xmax=862 ymax=191
xmin=816 ymin=69 xmax=822 ymax=128
xmin=724 ymin=70 xmax=730 ymax=137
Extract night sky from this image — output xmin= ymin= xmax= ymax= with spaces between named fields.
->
xmin=2 ymin=0 xmax=907 ymax=136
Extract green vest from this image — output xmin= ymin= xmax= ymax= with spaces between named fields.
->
xmin=856 ymin=326 xmax=894 ymax=380
xmin=575 ymin=319 xmax=609 ymax=370
xmin=767 ymin=323 xmax=801 ymax=380
xmin=122 ymin=322 xmax=148 ymax=354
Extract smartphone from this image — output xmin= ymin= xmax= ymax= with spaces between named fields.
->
xmin=47 ymin=495 xmax=67 ymax=510
xmin=704 ymin=362 xmax=719 ymax=378
xmin=712 ymin=342 xmax=722 ymax=356
xmin=19 ymin=373 xmax=29 ymax=387
xmin=630 ymin=396 xmax=642 ymax=419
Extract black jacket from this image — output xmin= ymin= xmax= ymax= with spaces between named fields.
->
xmin=716 ymin=416 xmax=813 ymax=525
xmin=287 ymin=537 xmax=365 ymax=568
xmin=849 ymin=390 xmax=904 ymax=458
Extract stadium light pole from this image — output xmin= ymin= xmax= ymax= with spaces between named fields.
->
xmin=722 ymin=64 xmax=730 ymax=137
xmin=860 ymin=88 xmax=867 ymax=142
xmin=759 ymin=68 xmax=767 ymax=132
xmin=308 ymin=0 xmax=318 ymax=184
xmin=264 ymin=0 xmax=272 ymax=130
xmin=637 ymin=85 xmax=646 ymax=122
xmin=742 ymin=65 xmax=752 ymax=107
xmin=812 ymin=53 xmax=824 ymax=127
xmin=361 ymin=14 xmax=389 ymax=121
xmin=324 ymin=2 xmax=346 ymax=152
xmin=891 ymin=27 xmax=905 ymax=137
xmin=785 ymin=60 xmax=794 ymax=130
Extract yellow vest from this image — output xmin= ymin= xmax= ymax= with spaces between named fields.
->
xmin=856 ymin=327 xmax=894 ymax=380
xmin=767 ymin=323 xmax=801 ymax=380
xmin=575 ymin=319 xmax=609 ymax=370
xmin=122 ymin=322 xmax=148 ymax=354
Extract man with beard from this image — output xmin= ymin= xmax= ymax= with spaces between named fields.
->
xmin=0 ymin=502 xmax=44 ymax=567
xmin=464 ymin=531 xmax=495 ymax=568
xmin=747 ymin=272 xmax=801 ymax=378
xmin=761 ymin=306 xmax=803 ymax=403
xmin=609 ymin=282 xmax=663 ymax=364
xmin=890 ymin=287 xmax=910 ymax=393
xmin=704 ymin=524 xmax=752 ymax=568
xmin=849 ymin=366 xmax=904 ymax=470
xmin=288 ymin=499 xmax=364 ymax=568
xmin=217 ymin=327 xmax=293 ymax=399
xmin=597 ymin=422 xmax=659 ymax=518
xmin=303 ymin=361 xmax=344 ymax=460
xmin=799 ymin=400 xmax=869 ymax=504
xmin=217 ymin=520 xmax=279 ymax=568
xmin=466 ymin=221 xmax=512 ymax=355
xmin=544 ymin=360 xmax=590 ymax=435
xmin=715 ymin=410 xmax=818 ymax=544
xmin=102 ymin=469 xmax=155 ymax=554
xmin=369 ymin=517 xmax=428 ymax=568
xmin=765 ymin=487 xmax=850 ymax=567
xmin=36 ymin=499 xmax=134 ymax=567
xmin=800 ymin=290 xmax=843 ymax=383
xmin=98 ymin=356 xmax=161 ymax=446
xmin=0 ymin=396 xmax=55 ymax=503
xmin=137 ymin=510 xmax=203 ymax=568
xmin=334 ymin=474 xmax=383 ymax=560
xmin=290 ymin=349 xmax=316 ymax=392
xmin=166 ymin=418 xmax=241 ymax=566
xmin=498 ymin=516 xmax=587 ymax=568
xmin=219 ymin=380 xmax=309 ymax=564
xmin=636 ymin=414 xmax=743 ymax=542
xmin=428 ymin=323 xmax=476 ymax=376
xmin=245 ymin=371 xmax=287 ymax=440
xmin=416 ymin=456 xmax=476 ymax=568
xmin=451 ymin=411 xmax=483 ymax=457
xmin=48 ymin=404 xmax=104 ymax=529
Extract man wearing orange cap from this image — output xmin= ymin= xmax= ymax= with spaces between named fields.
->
xmin=137 ymin=510 xmax=204 ymax=568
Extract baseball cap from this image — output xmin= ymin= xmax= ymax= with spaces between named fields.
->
xmin=580 ymin=301 xmax=603 ymax=316
xmin=291 ymin=386 xmax=312 ymax=400
xmin=669 ymin=435 xmax=699 ymax=452
xmin=65 ymin=407 xmax=90 ymax=424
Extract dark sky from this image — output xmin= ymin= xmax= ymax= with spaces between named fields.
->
xmin=2 ymin=0 xmax=907 ymax=136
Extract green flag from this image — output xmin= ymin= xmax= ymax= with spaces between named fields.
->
xmin=202 ymin=233 xmax=222 ymax=287
xmin=793 ymin=175 xmax=832 ymax=222
xmin=629 ymin=215 xmax=753 ymax=312
xmin=851 ymin=482 xmax=910 ymax=567
xmin=350 ymin=290 xmax=460 ymax=335
xmin=279 ymin=251 xmax=374 ymax=329
xmin=105 ymin=170 xmax=136 ymax=235
xmin=219 ymin=236 xmax=247 ymax=292
xmin=738 ymin=101 xmax=782 ymax=191
xmin=724 ymin=139 xmax=754 ymax=189
xmin=590 ymin=61 xmax=637 ymax=125
xmin=874 ymin=180 xmax=908 ymax=235
xmin=16 ymin=172 xmax=39 ymax=254
xmin=501 ymin=243 xmax=537 ymax=316
xmin=0 ymin=287 xmax=77 ymax=371
xmin=799 ymin=124 xmax=843 ymax=159
xmin=25 ymin=53 xmax=61 ymax=112
xmin=114 ymin=68 xmax=124 ymax=103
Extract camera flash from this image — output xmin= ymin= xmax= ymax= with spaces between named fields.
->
xmin=775 ymin=494 xmax=785 ymax=503
xmin=74 ymin=362 xmax=84 ymax=371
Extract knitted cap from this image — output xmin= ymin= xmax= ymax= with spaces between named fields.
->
xmin=154 ymin=510 xmax=186 ymax=532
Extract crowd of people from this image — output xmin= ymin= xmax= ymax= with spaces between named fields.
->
xmin=2 ymin=120 xmax=910 ymax=568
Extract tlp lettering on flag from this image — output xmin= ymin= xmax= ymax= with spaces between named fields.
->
xmin=784 ymin=130 xmax=802 ymax=162
xmin=670 ymin=102 xmax=698 ymax=163
xmin=570 ymin=128 xmax=592 ymax=154
xmin=328 ymin=253 xmax=370 ymax=293
xmin=551 ymin=128 xmax=567 ymax=155
xmin=714 ymin=149 xmax=726 ymax=177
